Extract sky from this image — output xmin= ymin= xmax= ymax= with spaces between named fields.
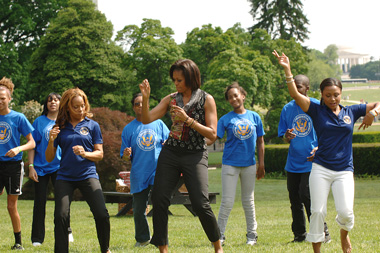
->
xmin=97 ymin=0 xmax=380 ymax=59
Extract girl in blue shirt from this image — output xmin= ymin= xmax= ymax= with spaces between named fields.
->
xmin=28 ymin=93 xmax=73 ymax=246
xmin=216 ymin=82 xmax=265 ymax=246
xmin=45 ymin=88 xmax=110 ymax=253
xmin=273 ymin=50 xmax=380 ymax=253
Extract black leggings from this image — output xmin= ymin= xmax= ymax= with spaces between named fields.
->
xmin=150 ymin=147 xmax=220 ymax=246
xmin=54 ymin=178 xmax=110 ymax=253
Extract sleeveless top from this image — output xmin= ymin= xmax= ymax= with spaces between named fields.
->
xmin=166 ymin=89 xmax=207 ymax=151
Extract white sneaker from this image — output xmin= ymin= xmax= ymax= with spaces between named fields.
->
xmin=246 ymin=237 xmax=257 ymax=246
xmin=32 ymin=242 xmax=42 ymax=246
xmin=69 ymin=232 xmax=74 ymax=242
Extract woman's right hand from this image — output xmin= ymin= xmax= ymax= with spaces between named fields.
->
xmin=139 ymin=79 xmax=151 ymax=99
xmin=272 ymin=50 xmax=291 ymax=71
xmin=49 ymin=126 xmax=60 ymax=142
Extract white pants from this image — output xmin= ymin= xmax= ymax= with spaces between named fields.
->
xmin=217 ymin=164 xmax=257 ymax=239
xmin=306 ymin=163 xmax=355 ymax=243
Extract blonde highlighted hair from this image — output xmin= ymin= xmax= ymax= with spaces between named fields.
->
xmin=55 ymin=88 xmax=92 ymax=129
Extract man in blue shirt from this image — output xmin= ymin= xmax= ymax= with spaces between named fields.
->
xmin=120 ymin=93 xmax=169 ymax=247
xmin=278 ymin=75 xmax=330 ymax=243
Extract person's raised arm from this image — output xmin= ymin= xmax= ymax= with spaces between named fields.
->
xmin=272 ymin=50 xmax=310 ymax=112
xmin=139 ymin=79 xmax=170 ymax=124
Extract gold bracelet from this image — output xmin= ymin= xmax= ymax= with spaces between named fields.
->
xmin=189 ymin=119 xmax=195 ymax=128
xmin=184 ymin=116 xmax=190 ymax=124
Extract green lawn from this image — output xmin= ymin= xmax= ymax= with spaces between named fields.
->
xmin=1 ymin=171 xmax=380 ymax=252
xmin=343 ymin=88 xmax=380 ymax=103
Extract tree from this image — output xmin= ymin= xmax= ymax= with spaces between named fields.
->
xmin=182 ymin=24 xmax=237 ymax=84
xmin=307 ymin=47 xmax=342 ymax=90
xmin=29 ymin=0 xmax=133 ymax=111
xmin=350 ymin=61 xmax=380 ymax=80
xmin=247 ymin=0 xmax=309 ymax=42
xmin=116 ymin=19 xmax=183 ymax=104
xmin=0 ymin=0 xmax=69 ymax=102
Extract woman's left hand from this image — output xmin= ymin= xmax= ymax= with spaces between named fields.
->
xmin=73 ymin=145 xmax=86 ymax=158
xmin=358 ymin=114 xmax=374 ymax=130
xmin=256 ymin=164 xmax=265 ymax=180
xmin=5 ymin=147 xmax=20 ymax=158
xmin=170 ymin=105 xmax=188 ymax=122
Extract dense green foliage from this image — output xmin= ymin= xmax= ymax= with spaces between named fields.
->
xmin=353 ymin=131 xmax=380 ymax=143
xmin=29 ymin=0 xmax=134 ymax=111
xmin=350 ymin=60 xmax=380 ymax=80
xmin=247 ymin=0 xmax=309 ymax=42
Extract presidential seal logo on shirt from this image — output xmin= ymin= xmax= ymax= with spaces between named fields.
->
xmin=44 ymin=124 xmax=54 ymax=141
xmin=137 ymin=129 xmax=156 ymax=151
xmin=79 ymin=127 xmax=90 ymax=136
xmin=232 ymin=119 xmax=254 ymax=140
xmin=292 ymin=114 xmax=312 ymax=137
xmin=0 ymin=121 xmax=12 ymax=144
xmin=343 ymin=115 xmax=352 ymax=124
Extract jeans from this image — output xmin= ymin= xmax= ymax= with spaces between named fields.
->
xmin=150 ymin=147 xmax=220 ymax=246
xmin=54 ymin=178 xmax=110 ymax=253
xmin=287 ymin=171 xmax=311 ymax=240
xmin=306 ymin=163 xmax=354 ymax=243
xmin=133 ymin=185 xmax=152 ymax=243
xmin=218 ymin=164 xmax=257 ymax=240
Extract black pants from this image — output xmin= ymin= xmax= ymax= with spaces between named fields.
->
xmin=54 ymin=178 xmax=110 ymax=253
xmin=287 ymin=171 xmax=311 ymax=239
xmin=150 ymin=147 xmax=220 ymax=246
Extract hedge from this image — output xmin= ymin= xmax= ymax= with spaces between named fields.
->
xmin=353 ymin=131 xmax=380 ymax=143
xmin=265 ymin=143 xmax=380 ymax=175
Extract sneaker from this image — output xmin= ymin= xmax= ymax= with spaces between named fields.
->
xmin=324 ymin=233 xmax=331 ymax=244
xmin=290 ymin=236 xmax=306 ymax=243
xmin=32 ymin=242 xmax=42 ymax=246
xmin=134 ymin=240 xmax=150 ymax=247
xmin=246 ymin=237 xmax=257 ymax=246
xmin=69 ymin=232 xmax=74 ymax=243
xmin=11 ymin=244 xmax=24 ymax=250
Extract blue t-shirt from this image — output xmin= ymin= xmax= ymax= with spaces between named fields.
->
xmin=307 ymin=100 xmax=366 ymax=172
xmin=0 ymin=110 xmax=34 ymax=161
xmin=120 ymin=119 xmax=169 ymax=194
xmin=54 ymin=117 xmax=103 ymax=181
xmin=278 ymin=98 xmax=319 ymax=173
xmin=32 ymin=115 xmax=62 ymax=176
xmin=217 ymin=110 xmax=265 ymax=167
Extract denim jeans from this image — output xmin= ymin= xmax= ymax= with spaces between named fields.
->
xmin=218 ymin=164 xmax=257 ymax=240
xmin=133 ymin=185 xmax=152 ymax=243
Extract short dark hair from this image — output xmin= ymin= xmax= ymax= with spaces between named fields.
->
xmin=294 ymin=75 xmax=310 ymax=88
xmin=42 ymin=92 xmax=62 ymax=116
xmin=224 ymin=82 xmax=247 ymax=100
xmin=131 ymin=93 xmax=142 ymax=107
xmin=169 ymin=59 xmax=201 ymax=91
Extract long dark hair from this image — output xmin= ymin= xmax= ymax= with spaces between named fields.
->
xmin=320 ymin=78 xmax=342 ymax=105
xmin=42 ymin=92 xmax=61 ymax=116
xmin=169 ymin=59 xmax=201 ymax=91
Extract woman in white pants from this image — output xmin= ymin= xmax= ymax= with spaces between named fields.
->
xmin=273 ymin=50 xmax=380 ymax=253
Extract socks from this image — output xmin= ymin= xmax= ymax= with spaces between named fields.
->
xmin=14 ymin=231 xmax=22 ymax=245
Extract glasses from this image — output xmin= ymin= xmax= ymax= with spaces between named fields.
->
xmin=134 ymin=102 xmax=142 ymax=107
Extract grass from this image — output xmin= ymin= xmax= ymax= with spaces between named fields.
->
xmin=342 ymin=88 xmax=380 ymax=103
xmin=1 ymin=170 xmax=380 ymax=252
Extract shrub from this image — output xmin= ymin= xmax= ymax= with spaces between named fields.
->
xmin=21 ymin=100 xmax=43 ymax=123
xmin=353 ymin=131 xmax=380 ymax=143
xmin=264 ymin=143 xmax=380 ymax=176
xmin=92 ymin=107 xmax=134 ymax=191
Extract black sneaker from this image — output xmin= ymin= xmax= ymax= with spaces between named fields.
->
xmin=324 ymin=225 xmax=332 ymax=243
xmin=11 ymin=244 xmax=24 ymax=250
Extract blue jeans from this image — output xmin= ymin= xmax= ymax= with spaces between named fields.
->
xmin=133 ymin=185 xmax=152 ymax=243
